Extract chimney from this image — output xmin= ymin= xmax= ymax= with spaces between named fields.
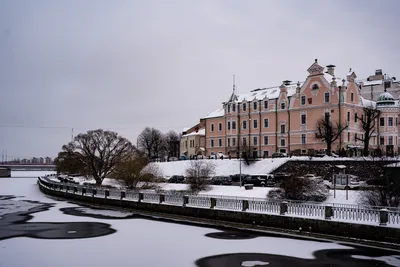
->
xmin=326 ymin=65 xmax=335 ymax=76
xmin=282 ymin=80 xmax=292 ymax=86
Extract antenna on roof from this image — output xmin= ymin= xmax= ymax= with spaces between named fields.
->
xmin=233 ymin=74 xmax=236 ymax=94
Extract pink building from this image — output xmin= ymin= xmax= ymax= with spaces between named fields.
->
xmin=201 ymin=59 xmax=400 ymax=158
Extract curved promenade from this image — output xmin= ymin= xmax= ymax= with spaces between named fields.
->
xmin=37 ymin=176 xmax=400 ymax=247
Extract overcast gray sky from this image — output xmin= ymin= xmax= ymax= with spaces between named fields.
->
xmin=0 ymin=0 xmax=399 ymax=159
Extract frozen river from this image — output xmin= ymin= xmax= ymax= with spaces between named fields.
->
xmin=1 ymin=176 xmax=400 ymax=267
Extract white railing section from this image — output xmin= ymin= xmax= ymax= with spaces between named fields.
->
xmin=188 ymin=195 xmax=210 ymax=208
xmin=37 ymin=176 xmax=400 ymax=227
xmin=332 ymin=207 xmax=379 ymax=223
xmin=142 ymin=192 xmax=160 ymax=203
xmin=287 ymin=202 xmax=325 ymax=218
xmin=215 ymin=198 xmax=243 ymax=211
xmin=248 ymin=200 xmax=280 ymax=214
xmin=164 ymin=194 xmax=184 ymax=205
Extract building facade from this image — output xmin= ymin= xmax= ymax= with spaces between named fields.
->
xmin=180 ymin=121 xmax=206 ymax=158
xmin=201 ymin=60 xmax=400 ymax=158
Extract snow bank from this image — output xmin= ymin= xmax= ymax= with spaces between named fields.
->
xmin=154 ymin=158 xmax=290 ymax=177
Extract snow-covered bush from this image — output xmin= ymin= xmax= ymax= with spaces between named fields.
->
xmin=268 ymin=177 xmax=328 ymax=202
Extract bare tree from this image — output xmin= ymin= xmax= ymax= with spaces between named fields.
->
xmin=359 ymin=156 xmax=400 ymax=207
xmin=165 ymin=131 xmax=181 ymax=158
xmin=185 ymin=161 xmax=215 ymax=193
xmin=316 ymin=115 xmax=347 ymax=155
xmin=54 ymin=149 xmax=88 ymax=175
xmin=137 ymin=127 xmax=165 ymax=160
xmin=59 ymin=129 xmax=134 ymax=185
xmin=355 ymin=104 xmax=380 ymax=156
xmin=113 ymin=150 xmax=162 ymax=190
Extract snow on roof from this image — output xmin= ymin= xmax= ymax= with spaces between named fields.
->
xmin=181 ymin=128 xmax=205 ymax=137
xmin=362 ymin=80 xmax=382 ymax=86
xmin=360 ymin=97 xmax=376 ymax=108
xmin=182 ymin=127 xmax=190 ymax=132
xmin=235 ymin=83 xmax=301 ymax=102
xmin=205 ymin=108 xmax=224 ymax=119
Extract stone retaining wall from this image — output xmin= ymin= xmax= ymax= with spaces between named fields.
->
xmin=38 ymin=178 xmax=400 ymax=245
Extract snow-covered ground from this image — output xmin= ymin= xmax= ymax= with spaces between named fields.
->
xmin=153 ymin=158 xmax=290 ymax=177
xmin=1 ymin=178 xmax=399 ymax=267
xmin=11 ymin=170 xmax=56 ymax=178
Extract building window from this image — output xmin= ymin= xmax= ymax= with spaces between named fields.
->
xmin=389 ymin=117 xmax=393 ymax=126
xmin=264 ymin=136 xmax=269 ymax=145
xmin=281 ymin=124 xmax=286 ymax=134
xmin=280 ymin=139 xmax=285 ymax=146
xmin=185 ymin=141 xmax=188 ymax=148
xmin=242 ymin=137 xmax=247 ymax=146
xmin=218 ymin=123 xmax=222 ymax=131
xmin=380 ymin=136 xmax=384 ymax=145
xmin=281 ymin=102 xmax=286 ymax=109
xmin=227 ymin=121 xmax=231 ymax=130
xmin=211 ymin=124 xmax=214 ymax=132
xmin=301 ymin=95 xmax=306 ymax=105
xmin=301 ymin=134 xmax=306 ymax=144
xmin=312 ymin=84 xmax=319 ymax=90
xmin=218 ymin=139 xmax=222 ymax=147
xmin=351 ymin=93 xmax=354 ymax=102
xmin=301 ymin=114 xmax=306 ymax=125
xmin=264 ymin=118 xmax=269 ymax=128
xmin=232 ymin=104 xmax=236 ymax=112
xmin=211 ymin=140 xmax=214 ymax=147
xmin=389 ymin=136 xmax=393 ymax=145
xmin=253 ymin=120 xmax=258 ymax=129
xmin=354 ymin=133 xmax=358 ymax=142
xmin=263 ymin=151 xmax=269 ymax=158
xmin=264 ymin=100 xmax=268 ymax=109
xmin=227 ymin=138 xmax=230 ymax=147
xmin=325 ymin=112 xmax=330 ymax=122
xmin=253 ymin=136 xmax=258 ymax=146
xmin=243 ymin=103 xmax=247 ymax=112
xmin=348 ymin=132 xmax=350 ymax=142
xmin=253 ymin=102 xmax=257 ymax=110
xmin=232 ymin=138 xmax=236 ymax=146
xmin=354 ymin=113 xmax=358 ymax=123
xmin=380 ymin=117 xmax=385 ymax=126
xmin=396 ymin=118 xmax=398 ymax=126
xmin=232 ymin=121 xmax=236 ymax=129
xmin=324 ymin=92 xmax=330 ymax=103
xmin=243 ymin=121 xmax=247 ymax=130
xmin=227 ymin=105 xmax=230 ymax=113
xmin=347 ymin=111 xmax=350 ymax=122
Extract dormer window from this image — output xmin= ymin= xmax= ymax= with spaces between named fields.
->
xmin=227 ymin=105 xmax=230 ymax=113
xmin=253 ymin=102 xmax=257 ymax=110
xmin=301 ymin=95 xmax=306 ymax=105
xmin=281 ymin=102 xmax=286 ymax=109
xmin=232 ymin=104 xmax=236 ymax=112
xmin=312 ymin=84 xmax=319 ymax=90
xmin=242 ymin=103 xmax=247 ymax=112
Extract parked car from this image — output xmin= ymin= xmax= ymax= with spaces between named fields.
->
xmin=272 ymin=152 xmax=287 ymax=158
xmin=179 ymin=155 xmax=188 ymax=160
xmin=241 ymin=174 xmax=275 ymax=187
xmin=168 ymin=175 xmax=185 ymax=183
xmin=273 ymin=172 xmax=291 ymax=181
xmin=229 ymin=174 xmax=250 ymax=182
xmin=212 ymin=176 xmax=233 ymax=185
xmin=169 ymin=157 xmax=178 ymax=161
xmin=299 ymin=174 xmax=323 ymax=180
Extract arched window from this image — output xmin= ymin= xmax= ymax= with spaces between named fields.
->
xmin=281 ymin=102 xmax=286 ymax=109
xmin=312 ymin=84 xmax=319 ymax=90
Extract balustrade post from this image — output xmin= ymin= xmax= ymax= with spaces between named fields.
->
xmin=66 ymin=185 xmax=70 ymax=192
xmin=92 ymin=189 xmax=97 ymax=197
xmin=324 ymin=205 xmax=333 ymax=220
xmin=138 ymin=193 xmax=144 ymax=203
xmin=183 ymin=195 xmax=189 ymax=207
xmin=82 ymin=188 xmax=86 ymax=195
xmin=280 ymin=201 xmax=288 ymax=215
xmin=210 ymin=198 xmax=216 ymax=209
xmin=105 ymin=190 xmax=110 ymax=199
xmin=242 ymin=200 xmax=249 ymax=211
xmin=379 ymin=209 xmax=389 ymax=226
xmin=159 ymin=194 xmax=165 ymax=204
xmin=73 ymin=186 xmax=77 ymax=194
xmin=121 ymin=191 xmax=126 ymax=199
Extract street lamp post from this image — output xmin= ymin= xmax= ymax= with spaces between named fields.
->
xmin=239 ymin=118 xmax=251 ymax=188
